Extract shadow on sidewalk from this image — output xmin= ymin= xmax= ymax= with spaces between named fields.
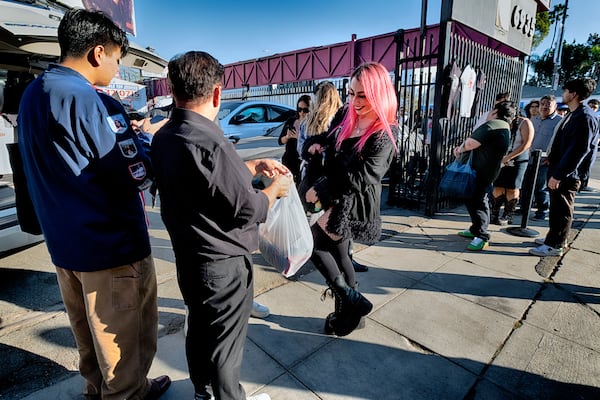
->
xmin=154 ymin=316 xmax=600 ymax=400
xmin=0 ymin=343 xmax=75 ymax=400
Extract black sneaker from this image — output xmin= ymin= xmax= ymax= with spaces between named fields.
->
xmin=352 ymin=259 xmax=369 ymax=272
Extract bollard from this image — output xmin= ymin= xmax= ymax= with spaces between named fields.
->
xmin=506 ymin=149 xmax=541 ymax=238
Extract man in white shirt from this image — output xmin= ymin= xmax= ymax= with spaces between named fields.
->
xmin=527 ymin=95 xmax=562 ymax=220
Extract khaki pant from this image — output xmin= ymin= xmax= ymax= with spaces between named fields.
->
xmin=56 ymin=254 xmax=158 ymax=399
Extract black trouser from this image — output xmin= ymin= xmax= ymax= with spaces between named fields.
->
xmin=546 ymin=178 xmax=580 ymax=248
xmin=178 ymin=255 xmax=253 ymax=400
xmin=464 ymin=182 xmax=492 ymax=241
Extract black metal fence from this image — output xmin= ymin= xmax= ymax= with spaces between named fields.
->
xmin=222 ymin=23 xmax=526 ymax=215
xmin=388 ymin=24 xmax=525 ymax=214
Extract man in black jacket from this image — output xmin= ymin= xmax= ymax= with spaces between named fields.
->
xmin=151 ymin=51 xmax=290 ymax=400
xmin=530 ymin=78 xmax=600 ymax=257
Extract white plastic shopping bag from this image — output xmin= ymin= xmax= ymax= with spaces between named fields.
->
xmin=259 ymin=183 xmax=313 ymax=278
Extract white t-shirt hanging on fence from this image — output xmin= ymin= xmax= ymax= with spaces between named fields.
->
xmin=460 ymin=64 xmax=477 ymax=117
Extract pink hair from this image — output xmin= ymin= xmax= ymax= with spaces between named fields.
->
xmin=335 ymin=62 xmax=398 ymax=152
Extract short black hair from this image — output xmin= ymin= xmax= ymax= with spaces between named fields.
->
xmin=540 ymin=94 xmax=556 ymax=102
xmin=494 ymin=101 xmax=517 ymax=123
xmin=562 ymin=78 xmax=597 ymax=101
xmin=58 ymin=8 xmax=128 ymax=60
xmin=588 ymin=98 xmax=599 ymax=107
xmin=495 ymin=92 xmax=510 ymax=101
xmin=167 ymin=51 xmax=224 ymax=104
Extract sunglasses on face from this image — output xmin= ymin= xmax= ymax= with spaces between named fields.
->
xmin=297 ymin=107 xmax=309 ymax=113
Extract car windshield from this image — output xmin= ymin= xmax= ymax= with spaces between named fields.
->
xmin=218 ymin=101 xmax=245 ymax=120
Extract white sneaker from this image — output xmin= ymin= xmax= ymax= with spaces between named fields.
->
xmin=247 ymin=394 xmax=271 ymax=400
xmin=534 ymin=237 xmax=568 ymax=248
xmin=529 ymin=244 xmax=563 ymax=257
xmin=251 ymin=301 xmax=270 ymax=318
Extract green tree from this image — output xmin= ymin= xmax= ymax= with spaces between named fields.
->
xmin=529 ymin=34 xmax=600 ymax=86
xmin=529 ymin=51 xmax=554 ymax=85
xmin=587 ymin=34 xmax=600 ymax=82
xmin=532 ymin=4 xmax=567 ymax=50
xmin=532 ymin=11 xmax=550 ymax=49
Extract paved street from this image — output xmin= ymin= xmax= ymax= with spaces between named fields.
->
xmin=1 ymin=137 xmax=599 ymax=399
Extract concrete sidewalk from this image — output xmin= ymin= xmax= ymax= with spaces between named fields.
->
xmin=23 ymin=180 xmax=600 ymax=400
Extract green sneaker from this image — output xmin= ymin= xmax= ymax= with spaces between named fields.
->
xmin=458 ymin=230 xmax=475 ymax=238
xmin=467 ymin=237 xmax=489 ymax=251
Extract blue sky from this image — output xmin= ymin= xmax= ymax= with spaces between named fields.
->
xmin=131 ymin=0 xmax=597 ymax=65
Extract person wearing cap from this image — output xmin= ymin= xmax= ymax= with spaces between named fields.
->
xmin=556 ymin=103 xmax=569 ymax=116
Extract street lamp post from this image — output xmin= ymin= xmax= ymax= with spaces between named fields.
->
xmin=552 ymin=0 xmax=569 ymax=91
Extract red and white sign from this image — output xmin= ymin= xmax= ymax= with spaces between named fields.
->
xmin=97 ymin=78 xmax=147 ymax=112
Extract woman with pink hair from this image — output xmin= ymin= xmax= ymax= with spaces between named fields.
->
xmin=304 ymin=62 xmax=398 ymax=336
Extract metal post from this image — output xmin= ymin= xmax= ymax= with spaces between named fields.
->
xmin=552 ymin=0 xmax=569 ymax=91
xmin=388 ymin=29 xmax=405 ymax=206
xmin=424 ymin=0 xmax=453 ymax=215
xmin=418 ymin=0 xmax=429 ymax=144
xmin=506 ymin=149 xmax=541 ymax=237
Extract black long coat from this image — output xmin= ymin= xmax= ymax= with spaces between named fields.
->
xmin=311 ymin=127 xmax=396 ymax=244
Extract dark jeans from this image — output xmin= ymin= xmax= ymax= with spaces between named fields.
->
xmin=545 ymin=178 xmax=580 ymax=248
xmin=464 ymin=182 xmax=492 ymax=241
xmin=178 ymin=255 xmax=253 ymax=400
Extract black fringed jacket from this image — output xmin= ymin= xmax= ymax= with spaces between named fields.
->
xmin=305 ymin=126 xmax=397 ymax=244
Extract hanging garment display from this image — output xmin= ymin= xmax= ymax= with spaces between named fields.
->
xmin=459 ymin=64 xmax=477 ymax=117
xmin=440 ymin=60 xmax=462 ymax=119
xmin=470 ymin=68 xmax=486 ymax=118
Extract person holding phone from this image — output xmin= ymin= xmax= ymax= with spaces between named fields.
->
xmin=279 ymin=94 xmax=311 ymax=184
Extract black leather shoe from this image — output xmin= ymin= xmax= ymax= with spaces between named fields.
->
xmin=144 ymin=375 xmax=171 ymax=400
xmin=352 ymin=258 xmax=369 ymax=272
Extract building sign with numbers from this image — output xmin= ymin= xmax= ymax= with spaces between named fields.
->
xmin=451 ymin=0 xmax=538 ymax=55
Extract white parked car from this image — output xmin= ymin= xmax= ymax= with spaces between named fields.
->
xmin=0 ymin=182 xmax=43 ymax=255
xmin=218 ymin=100 xmax=295 ymax=141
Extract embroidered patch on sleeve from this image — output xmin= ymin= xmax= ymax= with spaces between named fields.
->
xmin=107 ymin=114 xmax=128 ymax=134
xmin=128 ymin=162 xmax=147 ymax=180
xmin=118 ymin=138 xmax=138 ymax=158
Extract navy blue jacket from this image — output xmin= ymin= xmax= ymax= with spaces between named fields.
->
xmin=18 ymin=64 xmax=152 ymax=271
xmin=548 ymin=104 xmax=599 ymax=181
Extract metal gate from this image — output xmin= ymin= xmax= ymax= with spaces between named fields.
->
xmin=221 ymin=22 xmax=526 ymax=215
xmin=388 ymin=22 xmax=525 ymax=214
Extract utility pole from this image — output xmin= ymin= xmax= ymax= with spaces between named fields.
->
xmin=552 ymin=0 xmax=569 ymax=91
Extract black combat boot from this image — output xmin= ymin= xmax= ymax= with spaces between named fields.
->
xmin=323 ymin=275 xmax=373 ymax=336
xmin=489 ymin=194 xmax=505 ymax=225
xmin=499 ymin=198 xmax=519 ymax=226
